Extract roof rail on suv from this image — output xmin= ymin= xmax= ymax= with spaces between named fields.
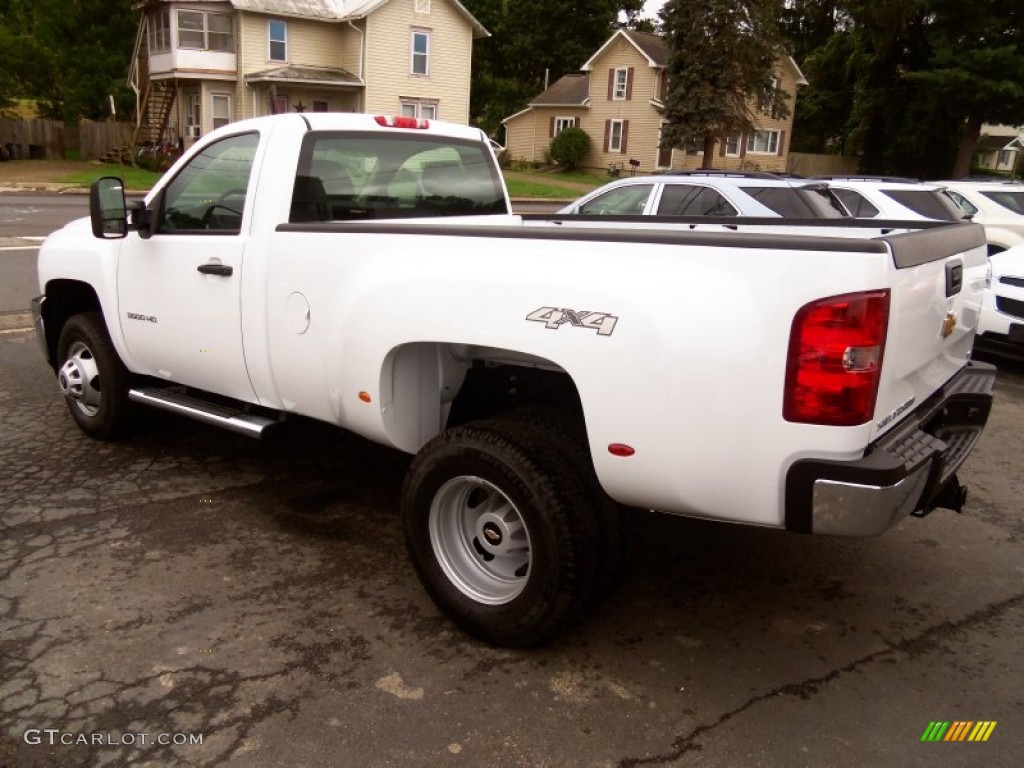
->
xmin=812 ymin=175 xmax=923 ymax=184
xmin=661 ymin=170 xmax=785 ymax=180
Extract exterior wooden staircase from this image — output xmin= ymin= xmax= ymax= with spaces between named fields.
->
xmin=128 ymin=11 xmax=177 ymax=149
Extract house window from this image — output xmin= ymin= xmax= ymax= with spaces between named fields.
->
xmin=269 ymin=19 xmax=287 ymax=62
xmin=758 ymin=77 xmax=778 ymax=115
xmin=411 ymin=30 xmax=430 ymax=75
xmin=746 ymin=129 xmax=780 ymax=154
xmin=415 ymin=0 xmax=431 ymax=12
xmin=177 ymin=10 xmax=234 ymax=52
xmin=685 ymin=137 xmax=703 ymax=156
xmin=313 ymin=100 xmax=329 ymax=112
xmin=211 ymin=94 xmax=231 ymax=129
xmin=609 ymin=119 xmax=625 ymax=152
xmin=401 ymin=99 xmax=437 ymax=120
xmin=613 ymin=67 xmax=628 ymax=100
xmin=184 ymin=92 xmax=201 ymax=138
xmin=149 ymin=9 xmax=171 ymax=53
xmin=724 ymin=136 xmax=740 ymax=157
xmin=998 ymin=149 xmax=1012 ymax=167
xmin=555 ymin=117 xmax=576 ymax=135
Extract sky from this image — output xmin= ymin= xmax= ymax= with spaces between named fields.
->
xmin=642 ymin=0 xmax=665 ymax=20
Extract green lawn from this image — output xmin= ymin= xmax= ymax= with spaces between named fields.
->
xmin=60 ymin=164 xmax=164 ymax=191
xmin=503 ymin=177 xmax=579 ymax=199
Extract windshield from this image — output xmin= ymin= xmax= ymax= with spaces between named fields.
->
xmin=881 ymin=190 xmax=964 ymax=222
xmin=744 ymin=185 xmax=847 ymax=218
xmin=291 ymin=131 xmax=507 ymax=221
xmin=980 ymin=190 xmax=1024 ymax=216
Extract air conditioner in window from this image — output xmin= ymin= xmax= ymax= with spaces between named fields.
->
xmin=185 ymin=125 xmax=201 ymax=139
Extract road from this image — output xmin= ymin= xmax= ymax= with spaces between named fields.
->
xmin=2 ymin=338 xmax=1022 ymax=767
xmin=0 ymin=194 xmax=89 ymax=316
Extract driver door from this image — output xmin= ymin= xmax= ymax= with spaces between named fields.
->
xmin=117 ymin=131 xmax=260 ymax=402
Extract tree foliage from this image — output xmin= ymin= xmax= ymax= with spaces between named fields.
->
xmin=659 ymin=0 xmax=790 ymax=168
xmin=0 ymin=0 xmax=137 ymax=122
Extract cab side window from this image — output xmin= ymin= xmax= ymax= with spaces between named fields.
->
xmin=578 ymin=185 xmax=653 ymax=215
xmin=158 ymin=132 xmax=259 ymax=234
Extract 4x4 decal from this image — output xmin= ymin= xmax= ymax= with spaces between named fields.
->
xmin=526 ymin=307 xmax=619 ymax=337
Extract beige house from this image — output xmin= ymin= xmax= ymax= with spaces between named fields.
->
xmin=129 ymin=0 xmax=487 ymax=146
xmin=503 ymin=29 xmax=806 ymax=175
xmin=974 ymin=125 xmax=1023 ymax=176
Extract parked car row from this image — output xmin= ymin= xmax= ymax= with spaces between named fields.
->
xmin=557 ymin=170 xmax=1024 ymax=360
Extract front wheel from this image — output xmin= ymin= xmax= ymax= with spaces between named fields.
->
xmin=402 ymin=420 xmax=600 ymax=646
xmin=56 ymin=312 xmax=133 ymax=439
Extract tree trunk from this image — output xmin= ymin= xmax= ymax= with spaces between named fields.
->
xmin=951 ymin=116 xmax=983 ymax=179
xmin=701 ymin=135 xmax=716 ymax=169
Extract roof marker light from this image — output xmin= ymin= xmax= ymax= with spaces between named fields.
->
xmin=374 ymin=115 xmax=430 ymax=129
xmin=608 ymin=443 xmax=635 ymax=457
xmin=358 ymin=391 xmax=372 ymax=403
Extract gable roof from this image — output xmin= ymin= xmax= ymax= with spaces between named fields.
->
xmin=977 ymin=134 xmax=1024 ymax=151
xmin=530 ymin=74 xmax=590 ymax=107
xmin=229 ymin=0 xmax=488 ymax=36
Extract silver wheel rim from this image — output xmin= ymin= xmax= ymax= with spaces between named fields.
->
xmin=58 ymin=340 xmax=102 ymax=417
xmin=428 ymin=476 xmax=532 ymax=605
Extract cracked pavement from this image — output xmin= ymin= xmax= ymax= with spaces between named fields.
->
xmin=1 ymin=328 xmax=1022 ymax=767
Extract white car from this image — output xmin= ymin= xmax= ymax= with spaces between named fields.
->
xmin=814 ymin=176 xmax=967 ymax=222
xmin=940 ymin=179 xmax=1024 ymax=254
xmin=977 ymin=242 xmax=1024 ymax=359
xmin=559 ymin=171 xmax=848 ymax=219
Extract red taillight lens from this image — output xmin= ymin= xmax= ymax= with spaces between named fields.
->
xmin=374 ymin=115 xmax=430 ymax=129
xmin=784 ymin=290 xmax=890 ymax=426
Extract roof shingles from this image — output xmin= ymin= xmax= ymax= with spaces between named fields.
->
xmin=530 ymin=74 xmax=590 ymax=106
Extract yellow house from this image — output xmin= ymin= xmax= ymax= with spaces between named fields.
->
xmin=503 ymin=29 xmax=806 ymax=175
xmin=129 ymin=0 xmax=487 ymax=146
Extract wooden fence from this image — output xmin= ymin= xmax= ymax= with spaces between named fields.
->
xmin=0 ymin=118 xmax=133 ymax=160
xmin=787 ymin=152 xmax=859 ymax=177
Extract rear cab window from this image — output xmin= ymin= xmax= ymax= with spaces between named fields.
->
xmin=289 ymin=131 xmax=508 ymax=222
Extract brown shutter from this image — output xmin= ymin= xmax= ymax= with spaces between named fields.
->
xmin=659 ymin=71 xmax=667 ymax=101
xmin=607 ymin=69 xmax=614 ymax=101
xmin=603 ymin=120 xmax=611 ymax=152
xmin=777 ymin=130 xmax=786 ymax=156
xmin=719 ymin=135 xmax=727 ymax=157
xmin=626 ymin=67 xmax=634 ymax=100
xmin=621 ymin=120 xmax=629 ymax=154
xmin=739 ymin=133 xmax=747 ymax=158
xmin=550 ymin=116 xmax=556 ymax=138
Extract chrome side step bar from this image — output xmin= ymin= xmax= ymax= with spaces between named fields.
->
xmin=129 ymin=387 xmax=279 ymax=438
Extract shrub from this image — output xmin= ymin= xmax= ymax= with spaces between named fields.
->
xmin=549 ymin=127 xmax=591 ymax=171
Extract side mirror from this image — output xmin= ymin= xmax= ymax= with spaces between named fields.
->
xmin=89 ymin=177 xmax=127 ymax=238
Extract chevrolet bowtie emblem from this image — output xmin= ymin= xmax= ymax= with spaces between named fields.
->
xmin=941 ymin=311 xmax=957 ymax=339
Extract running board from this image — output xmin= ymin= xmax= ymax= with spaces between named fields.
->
xmin=129 ymin=387 xmax=279 ymax=438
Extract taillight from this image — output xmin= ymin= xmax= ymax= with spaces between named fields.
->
xmin=784 ymin=290 xmax=890 ymax=426
xmin=374 ymin=115 xmax=430 ymax=129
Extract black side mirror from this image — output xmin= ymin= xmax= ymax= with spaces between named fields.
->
xmin=89 ymin=177 xmax=127 ymax=238
xmin=128 ymin=199 xmax=156 ymax=239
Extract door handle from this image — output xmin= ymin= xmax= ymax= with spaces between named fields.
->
xmin=197 ymin=263 xmax=233 ymax=277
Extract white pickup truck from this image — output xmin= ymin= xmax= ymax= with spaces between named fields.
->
xmin=32 ymin=113 xmax=996 ymax=645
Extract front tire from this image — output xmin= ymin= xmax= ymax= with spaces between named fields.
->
xmin=56 ymin=312 xmax=133 ymax=440
xmin=402 ymin=420 xmax=600 ymax=646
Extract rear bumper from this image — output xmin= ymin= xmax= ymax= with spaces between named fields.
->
xmin=785 ymin=361 xmax=996 ymax=536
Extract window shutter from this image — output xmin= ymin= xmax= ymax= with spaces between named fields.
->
xmin=659 ymin=71 xmax=667 ymax=101
xmin=626 ymin=67 xmax=634 ymax=100
xmin=550 ymin=116 xmax=555 ymax=138
xmin=603 ymin=120 xmax=611 ymax=152
xmin=739 ymin=133 xmax=747 ymax=158
xmin=621 ymin=120 xmax=629 ymax=153
xmin=607 ymin=69 xmax=614 ymax=101
xmin=777 ymin=130 xmax=786 ymax=156
xmin=719 ymin=135 xmax=726 ymax=157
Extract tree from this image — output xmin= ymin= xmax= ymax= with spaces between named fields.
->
xmin=659 ymin=0 xmax=790 ymax=168
xmin=904 ymin=0 xmax=1024 ymax=177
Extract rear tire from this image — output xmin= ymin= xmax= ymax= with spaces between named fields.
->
xmin=402 ymin=420 xmax=600 ymax=646
xmin=56 ymin=312 xmax=133 ymax=440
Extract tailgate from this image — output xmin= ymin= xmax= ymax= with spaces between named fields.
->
xmin=871 ymin=223 xmax=988 ymax=442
